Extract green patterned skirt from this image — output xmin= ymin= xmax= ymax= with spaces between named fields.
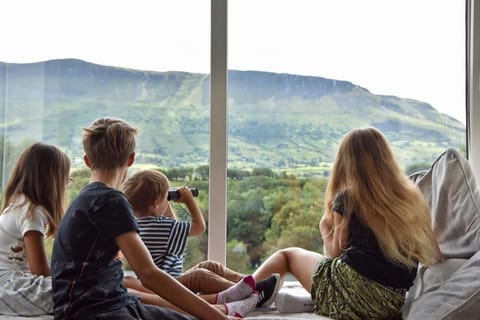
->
xmin=311 ymin=258 xmax=405 ymax=320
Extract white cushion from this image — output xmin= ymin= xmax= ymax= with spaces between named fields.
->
xmin=402 ymin=148 xmax=480 ymax=319
xmin=416 ymin=148 xmax=480 ymax=259
xmin=275 ymin=281 xmax=314 ymax=313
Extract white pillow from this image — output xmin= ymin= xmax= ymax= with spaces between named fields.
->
xmin=404 ymin=252 xmax=480 ymax=320
xmin=416 ymin=148 xmax=480 ymax=259
xmin=402 ymin=148 xmax=480 ymax=319
xmin=275 ymin=281 xmax=314 ymax=313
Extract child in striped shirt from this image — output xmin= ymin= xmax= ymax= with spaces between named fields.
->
xmin=122 ymin=169 xmax=281 ymax=309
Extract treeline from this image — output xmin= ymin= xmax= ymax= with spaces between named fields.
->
xmin=159 ymin=165 xmax=289 ymax=181
xmin=67 ymin=167 xmax=327 ymax=273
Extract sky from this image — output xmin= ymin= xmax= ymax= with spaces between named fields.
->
xmin=0 ymin=0 xmax=466 ymax=125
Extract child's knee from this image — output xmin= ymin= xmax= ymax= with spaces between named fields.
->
xmin=196 ymin=260 xmax=223 ymax=272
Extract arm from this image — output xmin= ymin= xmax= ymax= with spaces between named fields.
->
xmin=176 ymin=187 xmax=206 ymax=236
xmin=116 ymin=231 xmax=227 ymax=320
xmin=320 ymin=212 xmax=349 ymax=258
xmin=24 ymin=230 xmax=51 ymax=276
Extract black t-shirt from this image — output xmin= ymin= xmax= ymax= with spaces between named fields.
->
xmin=51 ymin=182 xmax=140 ymax=319
xmin=333 ymin=190 xmax=417 ymax=289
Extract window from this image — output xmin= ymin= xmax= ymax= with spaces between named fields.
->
xmin=0 ymin=1 xmax=474 ymax=271
xmin=226 ymin=0 xmax=466 ymax=272
xmin=0 ymin=0 xmax=211 ymax=267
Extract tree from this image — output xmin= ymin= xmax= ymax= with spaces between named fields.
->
xmin=196 ymin=165 xmax=209 ymax=180
xmin=227 ymin=168 xmax=250 ymax=180
xmin=68 ymin=168 xmax=91 ymax=202
xmin=251 ymin=167 xmax=277 ymax=178
xmin=262 ymin=178 xmax=326 ymax=257
xmin=226 ymin=240 xmax=250 ymax=273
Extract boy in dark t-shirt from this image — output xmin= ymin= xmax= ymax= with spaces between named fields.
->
xmin=51 ymin=118 xmax=240 ymax=320
xmin=52 ymin=182 xmax=140 ymax=318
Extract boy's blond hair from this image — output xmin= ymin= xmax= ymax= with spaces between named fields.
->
xmin=123 ymin=170 xmax=170 ymax=216
xmin=82 ymin=118 xmax=138 ymax=170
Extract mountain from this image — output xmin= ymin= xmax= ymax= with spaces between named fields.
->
xmin=0 ymin=59 xmax=465 ymax=173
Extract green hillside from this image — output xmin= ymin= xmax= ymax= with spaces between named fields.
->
xmin=0 ymin=59 xmax=465 ymax=174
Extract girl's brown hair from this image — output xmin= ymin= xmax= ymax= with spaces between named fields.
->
xmin=123 ymin=170 xmax=170 ymax=216
xmin=325 ymin=127 xmax=438 ymax=267
xmin=1 ymin=142 xmax=71 ymax=237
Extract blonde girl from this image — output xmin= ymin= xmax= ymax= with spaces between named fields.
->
xmin=0 ymin=142 xmax=71 ymax=316
xmin=253 ymin=127 xmax=440 ymax=319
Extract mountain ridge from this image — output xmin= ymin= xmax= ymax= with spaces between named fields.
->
xmin=0 ymin=59 xmax=465 ymax=173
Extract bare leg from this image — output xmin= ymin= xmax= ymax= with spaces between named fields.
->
xmin=253 ymin=247 xmax=325 ymax=292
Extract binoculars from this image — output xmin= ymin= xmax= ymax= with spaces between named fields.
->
xmin=167 ymin=187 xmax=199 ymax=201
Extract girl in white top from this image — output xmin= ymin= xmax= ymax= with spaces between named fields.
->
xmin=0 ymin=142 xmax=70 ymax=316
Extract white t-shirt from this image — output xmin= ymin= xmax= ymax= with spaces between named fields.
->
xmin=0 ymin=194 xmax=48 ymax=272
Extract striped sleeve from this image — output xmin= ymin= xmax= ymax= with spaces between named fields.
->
xmin=167 ymin=221 xmax=191 ymax=256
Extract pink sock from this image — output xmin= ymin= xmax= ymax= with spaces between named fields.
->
xmin=224 ymin=292 xmax=259 ymax=318
xmin=216 ymin=275 xmax=256 ymax=303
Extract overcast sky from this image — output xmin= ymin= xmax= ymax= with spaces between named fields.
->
xmin=0 ymin=0 xmax=466 ymax=124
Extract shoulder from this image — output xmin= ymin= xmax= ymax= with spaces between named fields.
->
xmin=137 ymin=216 xmax=176 ymax=229
xmin=5 ymin=197 xmax=49 ymax=234
xmin=86 ymin=183 xmax=132 ymax=212
xmin=74 ymin=183 xmax=137 ymax=229
xmin=29 ymin=205 xmax=50 ymax=225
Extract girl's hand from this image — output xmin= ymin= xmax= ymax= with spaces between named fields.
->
xmin=319 ymin=213 xmax=333 ymax=236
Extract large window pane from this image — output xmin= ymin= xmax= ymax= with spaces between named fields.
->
xmin=227 ymin=0 xmax=466 ymax=272
xmin=0 ymin=0 xmax=210 ymax=268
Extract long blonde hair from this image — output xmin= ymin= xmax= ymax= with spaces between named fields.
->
xmin=325 ymin=127 xmax=438 ymax=267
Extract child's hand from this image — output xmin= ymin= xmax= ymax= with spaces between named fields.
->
xmin=175 ymin=186 xmax=195 ymax=204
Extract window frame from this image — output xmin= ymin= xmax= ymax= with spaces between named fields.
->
xmin=209 ymin=0 xmax=228 ymax=263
